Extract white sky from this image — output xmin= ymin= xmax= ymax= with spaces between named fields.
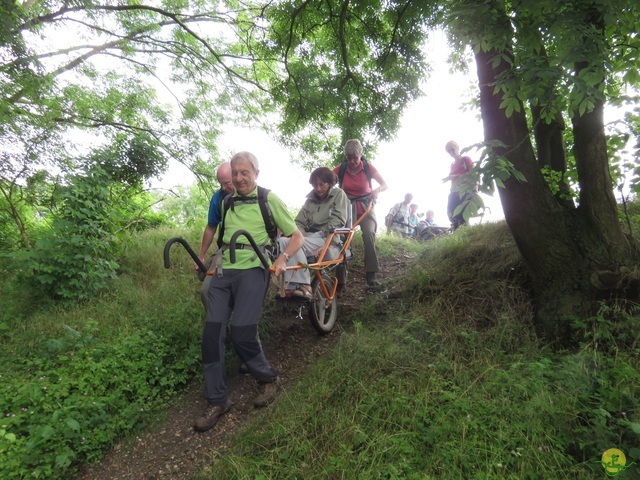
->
xmin=158 ymin=31 xmax=505 ymax=229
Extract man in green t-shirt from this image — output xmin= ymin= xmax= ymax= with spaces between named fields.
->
xmin=194 ymin=151 xmax=304 ymax=432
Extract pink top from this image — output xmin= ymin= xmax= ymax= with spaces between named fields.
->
xmin=333 ymin=161 xmax=380 ymax=214
xmin=449 ymin=156 xmax=473 ymax=177
xmin=333 ymin=162 xmax=379 ymax=197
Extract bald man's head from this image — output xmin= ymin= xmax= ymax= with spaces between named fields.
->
xmin=216 ymin=162 xmax=234 ymax=194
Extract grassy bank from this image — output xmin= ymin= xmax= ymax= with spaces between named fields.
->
xmin=195 ymin=223 xmax=640 ymax=479
xmin=0 ymin=227 xmax=205 ymax=479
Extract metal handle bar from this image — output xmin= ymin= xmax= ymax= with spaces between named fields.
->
xmin=228 ymin=230 xmax=271 ymax=269
xmin=163 ymin=237 xmax=208 ymax=272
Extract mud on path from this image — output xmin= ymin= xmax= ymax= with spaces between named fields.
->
xmin=75 ymin=254 xmax=414 ymax=480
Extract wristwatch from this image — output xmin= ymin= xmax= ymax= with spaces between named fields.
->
xmin=282 ymin=252 xmax=290 ymax=261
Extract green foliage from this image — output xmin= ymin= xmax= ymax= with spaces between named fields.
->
xmin=153 ymin=183 xmax=212 ymax=229
xmin=0 ymin=226 xmax=203 ymax=479
xmin=4 ymin=219 xmax=640 ymax=479
xmin=11 ymin=163 xmax=167 ymax=302
xmin=1 ymin=0 xmax=257 ymax=187
xmin=90 ymin=132 xmax=168 ymax=187
xmin=15 ymin=167 xmax=120 ymax=301
xmin=444 ymin=0 xmax=640 ymax=203
xmin=258 ymin=0 xmax=437 ymax=161
xmin=608 ymin=102 xmax=640 ymax=196
xmin=0 ymin=193 xmax=26 ymax=250
xmin=1 ymin=323 xmax=199 ymax=479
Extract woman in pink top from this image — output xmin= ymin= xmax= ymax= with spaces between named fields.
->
xmin=445 ymin=140 xmax=475 ymax=230
xmin=333 ymin=139 xmax=388 ymax=287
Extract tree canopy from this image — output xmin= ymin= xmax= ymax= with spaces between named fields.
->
xmin=3 ymin=0 xmax=640 ymax=341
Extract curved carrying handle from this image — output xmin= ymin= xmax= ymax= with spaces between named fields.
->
xmin=163 ymin=237 xmax=208 ymax=272
xmin=228 ymin=230 xmax=271 ymax=269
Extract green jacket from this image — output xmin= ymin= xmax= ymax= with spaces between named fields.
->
xmin=295 ymin=186 xmax=349 ymax=237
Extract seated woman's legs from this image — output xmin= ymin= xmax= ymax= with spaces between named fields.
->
xmin=276 ymin=237 xmax=311 ymax=295
xmin=301 ymin=232 xmax=339 ymax=261
xmin=301 ymin=232 xmax=344 ymax=288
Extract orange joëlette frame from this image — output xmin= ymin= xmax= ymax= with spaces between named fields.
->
xmin=272 ymin=197 xmax=374 ymax=302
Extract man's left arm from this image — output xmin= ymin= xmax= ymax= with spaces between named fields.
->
xmin=196 ymin=191 xmax=221 ymax=269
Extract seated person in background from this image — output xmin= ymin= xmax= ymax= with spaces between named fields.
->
xmin=423 ymin=210 xmax=447 ymax=236
xmin=386 ymin=193 xmax=413 ymax=237
xmin=425 ymin=210 xmax=438 ymax=226
xmin=276 ymin=167 xmax=349 ymax=299
xmin=407 ymin=203 xmax=419 ymax=237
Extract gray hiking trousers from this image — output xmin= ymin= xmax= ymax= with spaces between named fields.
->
xmin=201 ymin=268 xmax=278 ymax=405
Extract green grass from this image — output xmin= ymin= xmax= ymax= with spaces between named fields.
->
xmin=194 ymin=223 xmax=640 ymax=480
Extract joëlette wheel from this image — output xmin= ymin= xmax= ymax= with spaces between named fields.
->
xmin=309 ymin=274 xmax=338 ymax=334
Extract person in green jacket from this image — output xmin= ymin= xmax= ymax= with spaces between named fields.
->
xmin=276 ymin=167 xmax=349 ymax=299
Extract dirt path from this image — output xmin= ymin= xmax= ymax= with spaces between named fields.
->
xmin=74 ymin=255 xmax=412 ymax=480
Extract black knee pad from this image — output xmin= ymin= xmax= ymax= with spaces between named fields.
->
xmin=201 ymin=322 xmax=223 ymax=363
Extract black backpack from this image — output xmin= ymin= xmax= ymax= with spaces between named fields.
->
xmin=216 ymin=186 xmax=277 ymax=249
xmin=337 ymin=156 xmax=372 ymax=189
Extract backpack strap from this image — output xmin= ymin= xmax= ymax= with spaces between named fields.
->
xmin=216 ymin=186 xmax=276 ymax=249
xmin=257 ymin=186 xmax=277 ymax=242
xmin=216 ymin=187 xmax=224 ymax=210
xmin=337 ymin=157 xmax=372 ymax=189
xmin=337 ymin=160 xmax=347 ymax=187
xmin=216 ymin=193 xmax=233 ymax=249
xmin=362 ymin=157 xmax=372 ymax=189
xmin=460 ymin=156 xmax=472 ymax=172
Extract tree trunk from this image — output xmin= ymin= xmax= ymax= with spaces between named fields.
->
xmin=474 ymin=43 xmax=638 ymax=345
xmin=0 ymin=183 xmax=31 ymax=249
xmin=531 ymin=105 xmax=574 ymax=209
xmin=517 ymin=13 xmax=574 ymax=209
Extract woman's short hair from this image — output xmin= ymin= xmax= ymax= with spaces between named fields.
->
xmin=344 ymin=139 xmax=363 ymax=158
xmin=309 ymin=167 xmax=337 ymax=187
xmin=230 ymin=151 xmax=259 ymax=173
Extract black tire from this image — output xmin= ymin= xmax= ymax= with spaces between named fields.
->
xmin=309 ymin=274 xmax=338 ymax=334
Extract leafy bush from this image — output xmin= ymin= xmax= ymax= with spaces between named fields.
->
xmin=0 ymin=316 xmax=201 ymax=479
xmin=13 ymin=165 xmax=169 ymax=302
xmin=152 ymin=183 xmax=211 ymax=228
xmin=0 ymin=226 xmax=205 ymax=479
xmin=15 ymin=167 xmax=120 ymax=301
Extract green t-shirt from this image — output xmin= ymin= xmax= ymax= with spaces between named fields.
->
xmin=221 ymin=186 xmax=297 ymax=270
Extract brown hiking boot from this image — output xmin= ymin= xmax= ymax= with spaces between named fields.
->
xmin=253 ymin=377 xmax=281 ymax=408
xmin=194 ymin=399 xmax=232 ymax=432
